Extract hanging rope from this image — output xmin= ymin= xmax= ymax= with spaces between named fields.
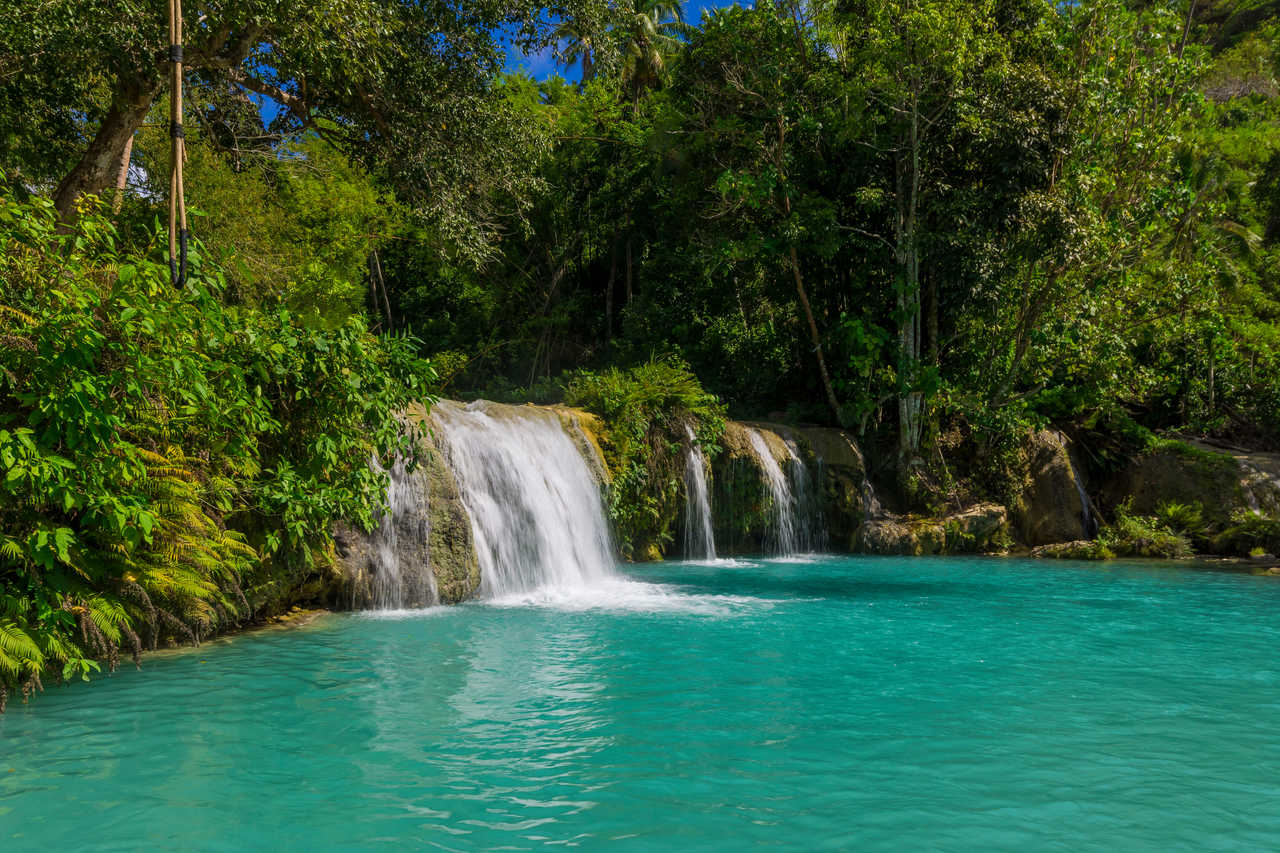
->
xmin=167 ymin=0 xmax=188 ymax=287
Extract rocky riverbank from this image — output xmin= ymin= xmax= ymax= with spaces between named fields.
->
xmin=325 ymin=400 xmax=1280 ymax=606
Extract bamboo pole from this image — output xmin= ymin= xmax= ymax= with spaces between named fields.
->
xmin=168 ymin=0 xmax=188 ymax=287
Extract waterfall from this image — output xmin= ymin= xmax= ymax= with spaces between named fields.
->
xmin=784 ymin=438 xmax=827 ymax=552
xmin=367 ymin=456 xmax=436 ymax=610
xmin=1064 ymin=441 xmax=1097 ymax=537
xmin=745 ymin=428 xmax=800 ymax=555
xmin=683 ymin=425 xmax=716 ymax=560
xmin=430 ymin=401 xmax=616 ymax=597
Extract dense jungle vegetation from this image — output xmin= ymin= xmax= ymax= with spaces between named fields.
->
xmin=3 ymin=0 xmax=1280 ymax=704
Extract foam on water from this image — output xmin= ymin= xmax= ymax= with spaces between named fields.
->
xmin=482 ymin=577 xmax=775 ymax=616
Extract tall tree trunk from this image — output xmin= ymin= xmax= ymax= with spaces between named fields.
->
xmin=54 ymin=75 xmax=161 ymax=219
xmin=111 ymin=135 xmax=135 ymax=213
xmin=780 ymin=186 xmax=840 ymax=423
xmin=788 ymin=246 xmax=842 ymax=424
xmin=896 ymin=89 xmax=924 ymax=480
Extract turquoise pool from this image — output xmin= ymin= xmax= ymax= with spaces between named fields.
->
xmin=2 ymin=556 xmax=1278 ymax=851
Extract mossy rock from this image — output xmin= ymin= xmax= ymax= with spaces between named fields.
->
xmin=1014 ymin=430 xmax=1091 ymax=546
xmin=1031 ymin=540 xmax=1115 ymax=560
xmin=792 ymin=427 xmax=868 ymax=549
xmin=710 ymin=422 xmax=776 ymax=554
xmin=332 ymin=404 xmax=481 ymax=605
xmin=1101 ymin=441 xmax=1247 ymax=526
xmin=855 ymin=504 xmax=1008 ymax=555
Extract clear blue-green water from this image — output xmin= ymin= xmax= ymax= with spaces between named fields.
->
xmin=3 ymin=556 xmax=1280 ymax=851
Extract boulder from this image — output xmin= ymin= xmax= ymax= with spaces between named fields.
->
xmin=333 ymin=405 xmax=481 ymax=606
xmin=1014 ymin=430 xmax=1092 ymax=546
xmin=792 ymin=426 xmax=871 ymax=549
xmin=855 ymin=503 xmax=1009 ymax=555
xmin=1031 ymin=540 xmax=1112 ymax=560
xmin=1100 ymin=440 xmax=1276 ymax=526
xmin=710 ymin=422 xmax=786 ymax=554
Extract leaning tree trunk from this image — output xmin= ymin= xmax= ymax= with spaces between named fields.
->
xmin=54 ymin=75 xmax=161 ymax=219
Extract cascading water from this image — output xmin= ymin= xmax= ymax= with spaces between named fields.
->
xmin=783 ymin=438 xmax=827 ymax=552
xmin=1065 ymin=445 xmax=1098 ymax=537
xmin=682 ymin=425 xmax=716 ymax=560
xmin=745 ymin=428 xmax=800 ymax=555
xmin=367 ymin=456 xmax=436 ymax=610
xmin=430 ymin=400 xmax=616 ymax=597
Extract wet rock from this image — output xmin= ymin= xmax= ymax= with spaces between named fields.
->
xmin=791 ymin=427 xmax=869 ymax=550
xmin=710 ymin=422 xmax=782 ymax=555
xmin=332 ymin=404 xmax=481 ymax=606
xmin=1031 ymin=540 xmax=1112 ymax=560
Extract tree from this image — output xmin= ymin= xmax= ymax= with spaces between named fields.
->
xmin=554 ymin=18 xmax=606 ymax=81
xmin=619 ymin=0 xmax=687 ymax=97
xmin=838 ymin=0 xmax=1013 ymax=479
xmin=0 ymin=0 xmax=601 ymax=253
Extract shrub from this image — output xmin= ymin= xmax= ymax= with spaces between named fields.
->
xmin=1097 ymin=501 xmax=1193 ymax=559
xmin=1210 ymin=511 xmax=1280 ymax=557
xmin=565 ymin=356 xmax=726 ymax=558
xmin=0 ymin=193 xmax=430 ymax=708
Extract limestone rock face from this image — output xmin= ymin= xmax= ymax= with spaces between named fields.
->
xmin=1207 ymin=444 xmax=1280 ymax=518
xmin=792 ymin=427 xmax=870 ymax=550
xmin=333 ymin=405 xmax=481 ymax=607
xmin=855 ymin=504 xmax=1009 ymax=556
xmin=1015 ymin=430 xmax=1092 ymax=546
xmin=418 ymin=439 xmax=482 ymax=604
xmin=1100 ymin=441 xmax=1280 ymax=525
xmin=708 ymin=420 xmax=857 ymax=554
xmin=710 ymin=421 xmax=784 ymax=554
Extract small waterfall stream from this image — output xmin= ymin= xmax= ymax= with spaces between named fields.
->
xmin=784 ymin=438 xmax=827 ymax=552
xmin=431 ymin=401 xmax=616 ymax=597
xmin=745 ymin=428 xmax=800 ymax=555
xmin=1064 ymin=446 xmax=1097 ymax=537
xmin=368 ymin=457 xmax=436 ymax=610
xmin=683 ymin=425 xmax=716 ymax=561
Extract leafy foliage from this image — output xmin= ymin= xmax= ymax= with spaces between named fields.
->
xmin=0 ymin=193 xmax=431 ymax=706
xmin=565 ymin=357 xmax=725 ymax=558
xmin=1098 ymin=501 xmax=1195 ymax=559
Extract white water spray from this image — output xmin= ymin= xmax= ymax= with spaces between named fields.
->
xmin=683 ymin=424 xmax=716 ymax=560
xmin=745 ymin=428 xmax=800 ymax=555
xmin=368 ymin=457 xmax=436 ymax=610
xmin=784 ymin=438 xmax=827 ymax=552
xmin=431 ymin=401 xmax=616 ymax=597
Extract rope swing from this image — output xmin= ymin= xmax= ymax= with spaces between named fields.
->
xmin=167 ymin=0 xmax=188 ymax=287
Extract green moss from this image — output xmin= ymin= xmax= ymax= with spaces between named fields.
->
xmin=1145 ymin=437 xmax=1237 ymax=472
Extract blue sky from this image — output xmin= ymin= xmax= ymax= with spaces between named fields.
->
xmin=505 ymin=0 xmax=744 ymax=81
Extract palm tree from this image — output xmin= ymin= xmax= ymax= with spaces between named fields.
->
xmin=552 ymin=18 xmax=603 ymax=82
xmin=619 ymin=0 xmax=687 ymax=97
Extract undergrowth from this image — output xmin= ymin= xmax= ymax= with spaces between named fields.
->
xmin=0 ymin=193 xmax=430 ymax=709
xmin=565 ymin=356 xmax=726 ymax=559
